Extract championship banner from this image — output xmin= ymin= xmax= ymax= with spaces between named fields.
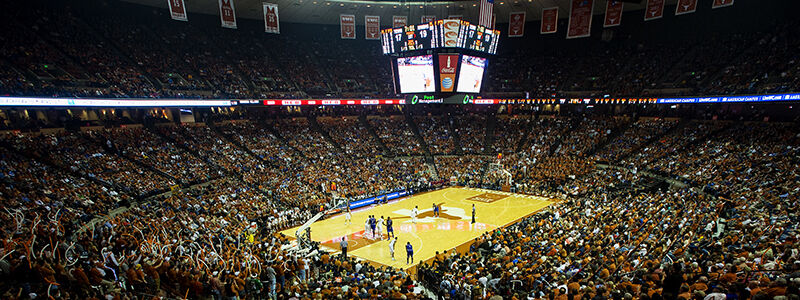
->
xmin=340 ymin=14 xmax=356 ymax=39
xmin=567 ymin=0 xmax=593 ymax=39
xmin=218 ymin=0 xmax=237 ymax=29
xmin=393 ymin=16 xmax=408 ymax=28
xmin=712 ymin=0 xmax=734 ymax=9
xmin=675 ymin=0 xmax=698 ymax=15
xmin=438 ymin=54 xmax=458 ymax=92
xmin=263 ymin=3 xmax=279 ymax=34
xmin=603 ymin=0 xmax=623 ymax=27
xmin=421 ymin=15 xmax=436 ymax=24
xmin=540 ymin=7 xmax=558 ymax=34
xmin=448 ymin=15 xmax=463 ymax=20
xmin=167 ymin=0 xmax=188 ymax=21
xmin=508 ymin=12 xmax=525 ymax=37
xmin=365 ymin=16 xmax=380 ymax=40
xmin=644 ymin=0 xmax=665 ymax=21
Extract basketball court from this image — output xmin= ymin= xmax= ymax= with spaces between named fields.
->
xmin=280 ymin=187 xmax=554 ymax=271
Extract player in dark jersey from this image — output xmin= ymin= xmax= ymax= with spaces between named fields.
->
xmin=386 ymin=216 xmax=394 ymax=238
xmin=405 ymin=242 xmax=414 ymax=264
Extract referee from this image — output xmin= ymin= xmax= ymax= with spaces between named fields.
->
xmin=340 ymin=237 xmax=348 ymax=258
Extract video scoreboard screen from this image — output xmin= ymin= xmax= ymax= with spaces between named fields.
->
xmin=397 ymin=55 xmax=436 ymax=93
xmin=456 ymin=55 xmax=488 ymax=93
xmin=381 ymin=19 xmax=499 ymax=55
xmin=393 ymin=54 xmax=489 ymax=95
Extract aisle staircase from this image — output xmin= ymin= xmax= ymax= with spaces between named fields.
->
xmin=482 ymin=112 xmax=497 ymax=155
xmin=265 ymin=119 xmax=307 ymax=159
xmin=308 ymin=116 xmax=343 ymax=152
xmin=403 ymin=110 xmax=433 ymax=161
xmin=514 ymin=115 xmax=534 ymax=153
xmin=207 ymin=121 xmax=274 ymax=166
xmin=586 ymin=117 xmax=632 ymax=157
xmin=446 ymin=113 xmax=464 ymax=155
xmin=359 ymin=115 xmax=391 ymax=156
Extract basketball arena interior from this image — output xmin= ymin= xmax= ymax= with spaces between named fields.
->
xmin=0 ymin=0 xmax=799 ymax=299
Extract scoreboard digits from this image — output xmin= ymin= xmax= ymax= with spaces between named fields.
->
xmin=381 ymin=19 xmax=499 ymax=55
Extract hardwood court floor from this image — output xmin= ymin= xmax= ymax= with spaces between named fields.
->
xmin=280 ymin=187 xmax=554 ymax=270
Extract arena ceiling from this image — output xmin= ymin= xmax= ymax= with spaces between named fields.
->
xmin=123 ymin=0 xmax=685 ymax=25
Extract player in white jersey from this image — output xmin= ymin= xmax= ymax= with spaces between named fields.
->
xmin=345 ymin=208 xmax=352 ymax=225
xmin=365 ymin=218 xmax=371 ymax=239
xmin=411 ymin=206 xmax=419 ymax=224
xmin=388 ymin=236 xmax=398 ymax=261
xmin=375 ymin=216 xmax=383 ymax=240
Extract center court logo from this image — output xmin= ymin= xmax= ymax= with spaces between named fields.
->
xmin=392 ymin=205 xmax=469 ymax=223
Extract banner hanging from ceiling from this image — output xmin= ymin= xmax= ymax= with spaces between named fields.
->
xmin=541 ymin=7 xmax=558 ymax=34
xmin=508 ymin=12 xmax=525 ymax=37
xmin=567 ymin=0 xmax=594 ymax=39
xmin=365 ymin=16 xmax=380 ymax=40
xmin=644 ymin=0 xmax=665 ymax=21
xmin=675 ymin=0 xmax=698 ymax=15
xmin=340 ymin=14 xmax=356 ymax=39
xmin=604 ymin=0 xmax=623 ymax=27
xmin=167 ymin=0 xmax=188 ymax=21
xmin=263 ymin=3 xmax=279 ymax=34
xmin=712 ymin=0 xmax=734 ymax=9
xmin=393 ymin=16 xmax=407 ymax=27
xmin=218 ymin=0 xmax=237 ymax=28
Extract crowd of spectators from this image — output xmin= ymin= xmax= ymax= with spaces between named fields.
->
xmin=453 ymin=114 xmax=488 ymax=154
xmin=4 ymin=130 xmax=175 ymax=196
xmin=593 ymin=118 xmax=680 ymax=163
xmin=369 ymin=117 xmax=424 ymax=156
xmin=492 ymin=116 xmax=532 ymax=154
xmin=103 ymin=127 xmax=216 ymax=184
xmin=435 ymin=155 xmax=489 ymax=186
xmin=645 ymin=121 xmax=800 ymax=200
xmin=0 ymin=109 xmax=799 ymax=299
xmin=414 ymin=115 xmax=455 ymax=155
xmin=422 ymin=160 xmax=800 ymax=299
xmin=316 ymin=117 xmax=384 ymax=158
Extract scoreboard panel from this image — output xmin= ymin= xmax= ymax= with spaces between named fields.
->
xmin=382 ymin=22 xmax=439 ymax=54
xmin=462 ymin=24 xmax=500 ymax=54
xmin=382 ymin=19 xmax=499 ymax=55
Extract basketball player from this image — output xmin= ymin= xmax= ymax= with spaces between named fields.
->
xmin=375 ymin=216 xmax=383 ymax=240
xmin=386 ymin=216 xmax=394 ymax=238
xmin=406 ymin=242 xmax=414 ymax=264
xmin=364 ymin=217 xmax=371 ymax=239
xmin=369 ymin=215 xmax=377 ymax=240
xmin=389 ymin=237 xmax=398 ymax=261
xmin=411 ymin=206 xmax=419 ymax=224
xmin=345 ymin=207 xmax=352 ymax=225
xmin=433 ymin=203 xmax=439 ymax=217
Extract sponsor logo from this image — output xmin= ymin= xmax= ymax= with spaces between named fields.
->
xmin=441 ymin=77 xmax=453 ymax=89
